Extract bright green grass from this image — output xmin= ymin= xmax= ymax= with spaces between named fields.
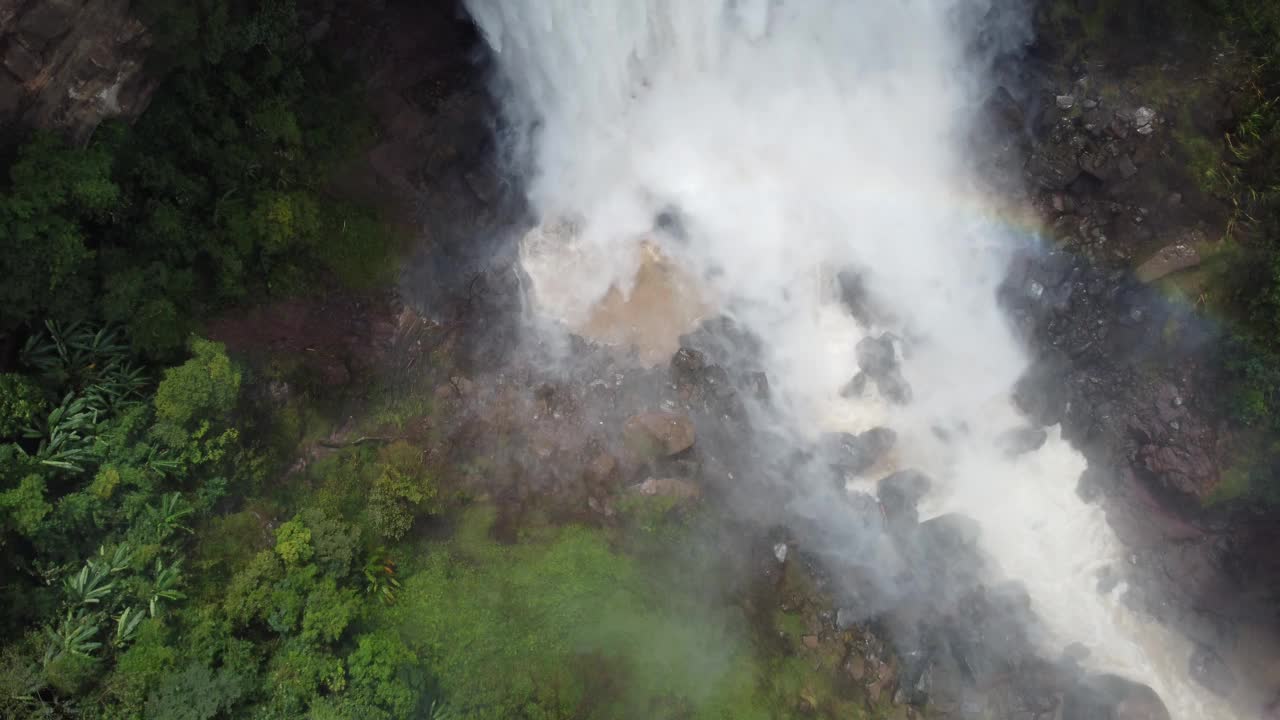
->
xmin=381 ymin=505 xmax=870 ymax=720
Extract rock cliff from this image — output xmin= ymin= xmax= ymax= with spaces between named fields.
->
xmin=0 ymin=0 xmax=157 ymax=143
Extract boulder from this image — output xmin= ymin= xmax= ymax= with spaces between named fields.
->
xmin=877 ymin=373 xmax=913 ymax=405
xmin=623 ymin=412 xmax=695 ymax=458
xmin=1027 ymin=142 xmax=1082 ymax=190
xmin=822 ymin=427 xmax=896 ymax=475
xmin=670 ymin=346 xmax=706 ymax=381
xmin=840 ymin=371 xmax=868 ymax=398
xmin=17 ymin=0 xmax=81 ymax=41
xmin=1118 ymin=154 xmax=1140 ymax=179
xmin=918 ymin=513 xmax=981 ymax=551
xmin=3 ymin=40 xmax=42 ymax=83
xmin=1136 ymin=243 xmax=1200 ymax=283
xmin=1139 ymin=443 xmax=1217 ymax=501
xmin=1013 ymin=350 xmax=1071 ymax=426
xmin=855 ymin=334 xmax=912 ymax=405
xmin=856 ymin=334 xmax=897 ymax=378
xmin=634 ymin=477 xmax=701 ymax=501
xmin=1063 ymin=675 xmax=1170 ymax=720
xmin=880 ymin=468 xmax=931 ymax=525
xmin=837 ymin=268 xmax=875 ymax=326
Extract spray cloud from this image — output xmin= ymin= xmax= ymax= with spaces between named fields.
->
xmin=462 ymin=2 xmax=1238 ymax=718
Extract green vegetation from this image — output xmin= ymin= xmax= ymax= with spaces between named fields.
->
xmin=1180 ymin=1 xmax=1280 ymax=500
xmin=0 ymin=319 xmax=451 ymax=718
xmin=0 ymin=0 xmax=395 ymax=359
xmin=373 ymin=505 xmax=883 ymax=720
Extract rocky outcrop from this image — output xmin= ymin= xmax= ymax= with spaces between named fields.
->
xmin=994 ymin=5 xmax=1280 ymax=714
xmin=314 ymin=0 xmax=519 ymax=317
xmin=0 ymin=0 xmax=157 ymax=142
xmin=206 ymin=291 xmax=413 ymax=387
xmin=623 ymin=411 xmax=696 ymax=459
xmin=854 ymin=333 xmax=912 ymax=404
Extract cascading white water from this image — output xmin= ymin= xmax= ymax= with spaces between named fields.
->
xmin=463 ymin=1 xmax=1239 ymax=717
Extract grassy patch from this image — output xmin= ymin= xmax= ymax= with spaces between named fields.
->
xmin=381 ymin=505 xmax=879 ymax=720
xmin=386 ymin=506 xmax=757 ymax=719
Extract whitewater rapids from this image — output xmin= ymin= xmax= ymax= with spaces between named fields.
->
xmin=462 ymin=1 xmax=1240 ymax=718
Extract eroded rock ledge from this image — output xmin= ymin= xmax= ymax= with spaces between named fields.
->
xmin=0 ymin=0 xmax=157 ymax=141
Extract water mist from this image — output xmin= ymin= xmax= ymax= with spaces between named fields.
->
xmin=462 ymin=1 xmax=1238 ymax=718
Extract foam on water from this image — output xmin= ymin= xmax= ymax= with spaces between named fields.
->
xmin=463 ymin=1 xmax=1239 ymax=717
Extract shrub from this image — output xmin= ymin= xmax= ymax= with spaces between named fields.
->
xmin=0 ymin=374 xmax=47 ymax=438
xmin=153 ymin=338 xmax=241 ymax=447
xmin=367 ymin=441 xmax=439 ymax=541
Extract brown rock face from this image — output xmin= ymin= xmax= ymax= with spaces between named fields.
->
xmin=1135 ymin=241 xmax=1202 ymax=283
xmin=623 ymin=412 xmax=696 ymax=459
xmin=0 ymin=0 xmax=157 ymax=142
xmin=1139 ymin=443 xmax=1218 ymax=500
xmin=206 ymin=292 xmax=408 ymax=387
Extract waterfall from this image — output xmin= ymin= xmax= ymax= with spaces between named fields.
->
xmin=462 ymin=2 xmax=1238 ymax=718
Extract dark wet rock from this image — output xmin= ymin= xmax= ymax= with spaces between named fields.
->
xmin=840 ymin=371 xmax=868 ymax=398
xmin=837 ymin=268 xmax=875 ymax=326
xmin=670 ymin=346 xmax=707 ymax=379
xmin=821 ymin=427 xmax=896 ymax=475
xmin=996 ymin=426 xmax=1049 ymax=457
xmin=679 ymin=315 xmax=764 ymax=368
xmin=974 ymin=85 xmax=1033 ymax=194
xmin=1188 ymin=644 xmax=1236 ymax=697
xmin=668 ymin=346 xmax=761 ymax=424
xmin=654 ymin=206 xmax=688 ymax=242
xmin=1013 ymin=349 xmax=1071 ymax=426
xmin=877 ymin=373 xmax=913 ymax=405
xmin=877 ymin=470 xmax=932 ymax=531
xmin=878 ymin=469 xmax=931 ymax=503
xmin=856 ymin=334 xmax=898 ymax=377
xmin=1118 ymin=153 xmax=1140 ymax=179
xmin=982 ymin=86 xmax=1026 ymax=134
xmin=945 ymin=581 xmax=1039 ymax=677
xmin=1062 ymin=675 xmax=1170 ymax=720
xmin=744 ymin=371 xmax=771 ymax=401
xmin=623 ymin=412 xmax=695 ymax=459
xmin=1028 ymin=141 xmax=1082 ymax=190
xmin=856 ymin=334 xmax=913 ymax=405
xmin=918 ymin=513 xmax=981 ymax=551
xmin=988 ymin=580 xmax=1033 ymax=615
xmin=1064 ymin=642 xmax=1091 ymax=663
xmin=897 ymin=650 xmax=934 ymax=707
xmin=843 ymin=490 xmax=886 ymax=534
xmin=902 ymin=514 xmax=987 ymax=602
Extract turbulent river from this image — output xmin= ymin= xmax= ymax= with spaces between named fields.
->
xmin=461 ymin=2 xmax=1239 ymax=718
